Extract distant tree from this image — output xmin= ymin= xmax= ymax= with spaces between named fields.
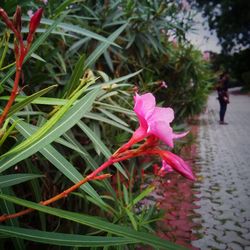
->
xmin=193 ymin=0 xmax=250 ymax=53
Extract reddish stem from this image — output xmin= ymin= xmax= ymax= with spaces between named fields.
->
xmin=0 ymin=64 xmax=22 ymax=127
xmin=0 ymin=150 xmax=145 ymax=223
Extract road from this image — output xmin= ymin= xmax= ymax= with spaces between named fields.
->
xmin=192 ymin=88 xmax=250 ymax=250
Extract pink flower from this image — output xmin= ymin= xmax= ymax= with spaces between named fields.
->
xmin=27 ymin=10 xmax=34 ymax=18
xmin=203 ymin=51 xmax=210 ymax=61
xmin=160 ymin=81 xmax=168 ymax=88
xmin=114 ymin=92 xmax=195 ymax=181
xmin=132 ymin=93 xmax=188 ymax=147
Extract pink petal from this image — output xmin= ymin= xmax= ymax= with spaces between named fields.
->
xmin=158 ymin=160 xmax=174 ymax=177
xmin=134 ymin=93 xmax=156 ymax=121
xmin=130 ymin=126 xmax=148 ymax=143
xmin=147 ymin=107 xmax=175 ymax=147
xmin=133 ymin=92 xmax=156 ymax=141
xmin=149 ymin=120 xmax=174 ymax=147
xmin=132 ymin=92 xmax=188 ymax=148
xmin=161 ymin=160 xmax=174 ymax=172
xmin=173 ymin=130 xmax=189 ymax=139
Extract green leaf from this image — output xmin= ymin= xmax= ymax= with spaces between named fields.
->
xmin=0 ymin=194 xmax=187 ymax=250
xmin=6 ymin=121 xmax=106 ymax=207
xmin=61 ymin=132 xmax=116 ymax=199
xmin=38 ymin=144 xmax=107 ymax=207
xmin=125 ymin=207 xmax=138 ymax=231
xmin=94 ymin=101 xmax=134 ymax=116
xmin=0 ymin=174 xmax=43 ymax=188
xmin=77 ymin=121 xmax=128 ymax=178
xmin=23 ymin=17 xmax=120 ymax=47
xmin=0 ymin=88 xmax=100 ymax=173
xmin=0 ymin=96 xmax=67 ymax=106
xmin=84 ymin=112 xmax=133 ymax=133
xmin=64 ymin=54 xmax=86 ymax=98
xmin=98 ymin=108 xmax=129 ymax=127
xmin=128 ymin=185 xmax=155 ymax=209
xmin=8 ymin=85 xmax=57 ymax=117
xmin=87 ymin=70 xmax=142 ymax=91
xmin=2 ymin=76 xmax=95 ymax=158
xmin=0 ymin=188 xmax=25 ymax=250
xmin=53 ymin=0 xmax=76 ymax=16
xmin=0 ymin=226 xmax=137 ymax=247
xmin=83 ymin=23 xmax=128 ymax=71
xmin=123 ymin=184 xmax=129 ymax=206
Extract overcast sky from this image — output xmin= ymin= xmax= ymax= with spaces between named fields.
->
xmin=186 ymin=12 xmax=222 ymax=53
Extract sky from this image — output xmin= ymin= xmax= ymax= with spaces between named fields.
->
xmin=186 ymin=12 xmax=222 ymax=53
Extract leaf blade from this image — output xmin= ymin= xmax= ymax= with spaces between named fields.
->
xmin=0 ymin=174 xmax=43 ymax=188
xmin=0 ymin=194 xmax=187 ymax=250
xmin=0 ymin=225 xmax=137 ymax=247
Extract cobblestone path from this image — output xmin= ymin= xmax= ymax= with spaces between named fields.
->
xmin=192 ymin=89 xmax=250 ymax=250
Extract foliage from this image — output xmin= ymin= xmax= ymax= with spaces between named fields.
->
xmin=211 ymin=49 xmax=250 ymax=91
xmin=193 ymin=0 xmax=250 ymax=53
xmin=0 ymin=1 xmax=211 ymax=249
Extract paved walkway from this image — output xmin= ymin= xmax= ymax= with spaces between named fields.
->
xmin=192 ymin=88 xmax=250 ymax=250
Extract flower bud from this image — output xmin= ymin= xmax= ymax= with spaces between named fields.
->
xmin=29 ymin=8 xmax=43 ymax=35
xmin=0 ymin=7 xmax=15 ymax=31
xmin=13 ymin=5 xmax=22 ymax=33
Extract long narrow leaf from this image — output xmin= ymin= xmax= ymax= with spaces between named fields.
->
xmin=64 ymin=54 xmax=85 ymax=98
xmin=0 ymin=188 xmax=25 ymax=250
xmin=1 ymin=77 xmax=95 ymax=158
xmin=8 ymin=85 xmax=57 ymax=117
xmin=77 ymin=121 xmax=127 ymax=178
xmin=0 ymin=174 xmax=43 ymax=188
xmin=0 ymin=226 xmax=137 ymax=247
xmin=0 ymin=88 xmax=100 ymax=172
xmin=0 ymin=194 xmax=187 ymax=250
xmin=84 ymin=23 xmax=128 ymax=71
xmin=22 ymin=17 xmax=119 ymax=47
xmin=3 ymin=122 xmax=106 ymax=207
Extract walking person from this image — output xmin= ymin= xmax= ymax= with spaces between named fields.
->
xmin=217 ymin=72 xmax=230 ymax=125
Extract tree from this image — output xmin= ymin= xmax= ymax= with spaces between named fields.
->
xmin=193 ymin=0 xmax=250 ymax=53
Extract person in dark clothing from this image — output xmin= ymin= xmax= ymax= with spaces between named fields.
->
xmin=217 ymin=73 xmax=230 ymax=125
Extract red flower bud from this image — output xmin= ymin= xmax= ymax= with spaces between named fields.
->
xmin=0 ymin=7 xmax=16 ymax=31
xmin=29 ymin=8 xmax=43 ymax=35
xmin=13 ymin=5 xmax=22 ymax=33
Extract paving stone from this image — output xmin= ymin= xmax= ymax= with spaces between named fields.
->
xmin=226 ymin=242 xmax=243 ymax=250
xmin=191 ymin=88 xmax=250 ymax=249
xmin=219 ymin=221 xmax=249 ymax=235
xmin=206 ymin=240 xmax=227 ymax=250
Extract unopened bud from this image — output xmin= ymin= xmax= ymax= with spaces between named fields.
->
xmin=13 ymin=6 xmax=22 ymax=33
xmin=0 ymin=8 xmax=15 ymax=31
xmin=29 ymin=8 xmax=43 ymax=35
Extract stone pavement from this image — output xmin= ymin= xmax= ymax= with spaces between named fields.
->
xmin=192 ymin=88 xmax=250 ymax=250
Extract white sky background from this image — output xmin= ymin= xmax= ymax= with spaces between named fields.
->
xmin=186 ymin=12 xmax=222 ymax=53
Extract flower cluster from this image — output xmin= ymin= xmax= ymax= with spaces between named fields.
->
xmin=0 ymin=6 xmax=43 ymax=127
xmin=115 ymin=92 xmax=195 ymax=181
